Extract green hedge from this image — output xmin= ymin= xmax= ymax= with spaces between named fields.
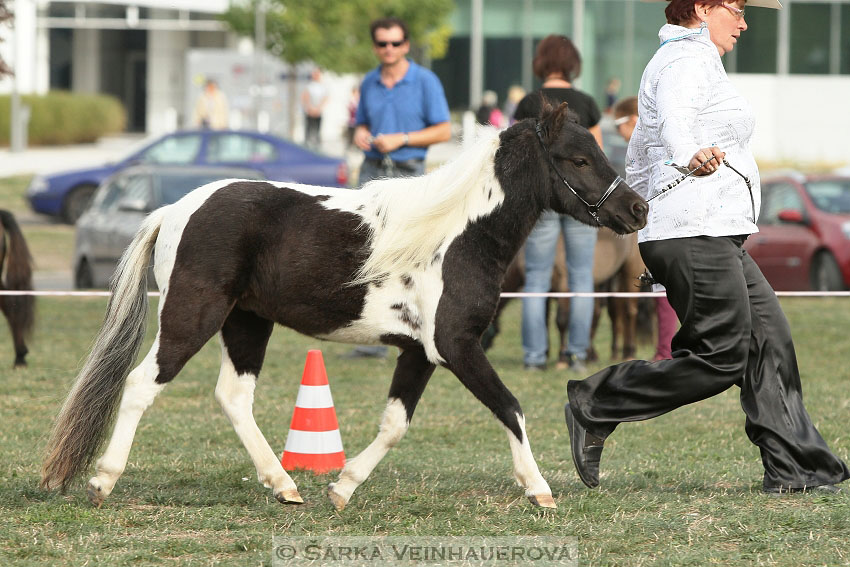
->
xmin=0 ymin=91 xmax=126 ymax=146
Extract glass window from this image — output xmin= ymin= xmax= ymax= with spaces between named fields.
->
xmin=206 ymin=134 xmax=277 ymax=163
xmin=140 ymin=134 xmax=202 ymax=164
xmin=790 ymin=3 xmax=831 ymax=74
xmin=761 ymin=183 xmax=805 ymax=224
xmin=95 ymin=174 xmax=150 ymax=211
xmin=805 ymin=179 xmax=850 ymax=214
xmin=733 ymin=9 xmax=778 ymax=73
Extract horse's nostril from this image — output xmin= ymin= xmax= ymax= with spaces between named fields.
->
xmin=633 ymin=200 xmax=649 ymax=219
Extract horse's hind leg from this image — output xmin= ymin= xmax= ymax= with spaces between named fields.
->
xmin=87 ymin=342 xmax=165 ymax=506
xmin=0 ymin=296 xmax=29 ymax=367
xmin=87 ymin=290 xmax=234 ymax=506
xmin=215 ymin=307 xmax=302 ymax=504
xmin=439 ymin=337 xmax=555 ymax=508
xmin=328 ymin=345 xmax=436 ymax=511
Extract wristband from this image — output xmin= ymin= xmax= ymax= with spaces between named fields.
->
xmin=402 ymin=133 xmax=409 ymax=146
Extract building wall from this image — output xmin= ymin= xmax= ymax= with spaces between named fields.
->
xmin=731 ymin=74 xmax=850 ymax=166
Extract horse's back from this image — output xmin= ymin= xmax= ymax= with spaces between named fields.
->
xmin=153 ymin=179 xmax=379 ymax=338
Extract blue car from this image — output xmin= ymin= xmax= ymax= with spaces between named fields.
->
xmin=27 ymin=129 xmax=349 ymax=223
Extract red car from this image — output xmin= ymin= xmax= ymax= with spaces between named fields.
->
xmin=744 ymin=173 xmax=850 ymax=291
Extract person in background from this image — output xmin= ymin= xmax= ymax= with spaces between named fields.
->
xmin=301 ymin=68 xmax=328 ymax=150
xmin=193 ymin=78 xmax=229 ymax=130
xmin=346 ymin=85 xmax=360 ymax=149
xmin=503 ymin=85 xmax=526 ymax=127
xmin=612 ymin=95 xmax=678 ymax=361
xmin=475 ymin=90 xmax=505 ymax=128
xmin=564 ymin=0 xmax=848 ymax=495
xmin=604 ymin=77 xmax=622 ymax=115
xmin=513 ymin=34 xmax=602 ymax=373
xmin=344 ymin=16 xmax=451 ymax=359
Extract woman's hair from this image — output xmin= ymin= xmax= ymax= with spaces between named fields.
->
xmin=532 ymin=35 xmax=582 ymax=82
xmin=665 ymin=0 xmax=725 ymax=26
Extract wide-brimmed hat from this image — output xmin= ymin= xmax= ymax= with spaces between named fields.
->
xmin=643 ymin=0 xmax=782 ymax=9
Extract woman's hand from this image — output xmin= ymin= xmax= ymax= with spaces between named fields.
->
xmin=688 ymin=147 xmax=725 ymax=176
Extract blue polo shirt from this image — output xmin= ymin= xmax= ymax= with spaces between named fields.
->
xmin=355 ymin=60 xmax=450 ymax=162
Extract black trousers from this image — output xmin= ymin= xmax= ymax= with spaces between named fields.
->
xmin=567 ymin=235 xmax=849 ymax=490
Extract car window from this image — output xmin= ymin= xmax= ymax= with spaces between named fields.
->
xmin=805 ymin=180 xmax=850 ymax=214
xmin=761 ymin=183 xmax=805 ymax=224
xmin=206 ymin=134 xmax=277 ymax=163
xmin=140 ymin=134 xmax=202 ymax=164
xmin=154 ymin=171 xmax=261 ymax=207
xmin=93 ymin=174 xmax=150 ymax=212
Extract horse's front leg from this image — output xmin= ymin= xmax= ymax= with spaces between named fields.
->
xmin=437 ymin=334 xmax=555 ymax=509
xmin=328 ymin=345 xmax=435 ymax=511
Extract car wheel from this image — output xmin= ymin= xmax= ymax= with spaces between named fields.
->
xmin=62 ymin=184 xmax=97 ymax=224
xmin=75 ymin=259 xmax=95 ymax=289
xmin=811 ymin=252 xmax=845 ymax=292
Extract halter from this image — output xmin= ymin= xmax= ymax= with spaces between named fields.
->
xmin=535 ymin=122 xmax=623 ymax=224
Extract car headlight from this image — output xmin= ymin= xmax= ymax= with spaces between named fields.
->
xmin=27 ymin=175 xmax=48 ymax=196
xmin=842 ymin=220 xmax=850 ymax=240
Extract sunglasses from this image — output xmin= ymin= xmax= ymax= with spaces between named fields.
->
xmin=614 ymin=116 xmax=632 ymax=126
xmin=374 ymin=40 xmax=405 ymax=48
xmin=722 ymin=3 xmax=746 ymax=19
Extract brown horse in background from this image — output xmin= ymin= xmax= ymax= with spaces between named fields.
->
xmin=0 ymin=210 xmax=35 ymax=367
xmin=483 ymin=228 xmax=650 ymax=365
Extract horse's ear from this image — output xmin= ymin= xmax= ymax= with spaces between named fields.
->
xmin=538 ymin=101 xmax=570 ymax=145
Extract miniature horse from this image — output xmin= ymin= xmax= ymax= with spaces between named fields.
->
xmin=41 ymin=103 xmax=647 ymax=510
xmin=0 ymin=210 xmax=34 ymax=367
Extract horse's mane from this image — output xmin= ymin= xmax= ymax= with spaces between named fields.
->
xmin=353 ymin=129 xmax=505 ymax=284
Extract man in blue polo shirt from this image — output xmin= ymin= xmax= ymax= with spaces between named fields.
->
xmin=353 ymin=16 xmax=451 ymax=181
xmin=345 ymin=16 xmax=451 ymax=359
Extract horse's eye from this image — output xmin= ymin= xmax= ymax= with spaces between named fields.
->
xmin=572 ymin=158 xmax=588 ymax=167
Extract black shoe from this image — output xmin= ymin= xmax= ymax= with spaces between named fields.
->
xmin=564 ymin=403 xmax=605 ymax=488
xmin=763 ymin=484 xmax=842 ymax=495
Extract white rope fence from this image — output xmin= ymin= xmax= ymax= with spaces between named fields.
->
xmin=2 ymin=290 xmax=850 ymax=298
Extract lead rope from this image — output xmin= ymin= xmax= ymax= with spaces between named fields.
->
xmin=639 ymin=155 xmax=757 ymax=288
xmin=648 ymin=156 xmax=755 ymax=222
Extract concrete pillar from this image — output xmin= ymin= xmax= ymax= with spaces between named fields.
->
xmin=147 ymin=27 xmax=190 ymax=135
xmin=72 ymin=29 xmax=101 ymax=93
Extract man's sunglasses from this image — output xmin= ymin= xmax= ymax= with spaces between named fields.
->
xmin=374 ymin=40 xmax=405 ymax=48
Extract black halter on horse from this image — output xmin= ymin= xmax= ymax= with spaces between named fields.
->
xmin=535 ymin=122 xmax=624 ymax=224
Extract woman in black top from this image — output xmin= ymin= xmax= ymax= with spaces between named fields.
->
xmin=514 ymin=34 xmax=602 ymax=373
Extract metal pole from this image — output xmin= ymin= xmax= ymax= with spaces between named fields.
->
xmin=254 ymin=0 xmax=266 ymax=130
xmin=522 ymin=0 xmax=533 ymax=92
xmin=572 ymin=0 xmax=584 ymax=89
xmin=469 ymin=0 xmax=483 ymax=110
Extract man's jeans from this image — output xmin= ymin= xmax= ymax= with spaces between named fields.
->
xmin=521 ymin=211 xmax=597 ymax=366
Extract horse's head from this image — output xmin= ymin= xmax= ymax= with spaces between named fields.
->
xmin=535 ymin=102 xmax=647 ymax=234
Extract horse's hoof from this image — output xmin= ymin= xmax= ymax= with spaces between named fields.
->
xmin=86 ymin=480 xmax=106 ymax=508
xmin=327 ymin=483 xmax=348 ymax=512
xmin=528 ymin=493 xmax=557 ymax=509
xmin=275 ymin=489 xmax=304 ymax=504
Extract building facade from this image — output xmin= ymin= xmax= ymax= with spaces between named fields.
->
xmin=3 ymin=0 xmax=850 ymax=163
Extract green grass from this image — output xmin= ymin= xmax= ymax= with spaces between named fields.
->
xmin=1 ymin=295 xmax=849 ymax=566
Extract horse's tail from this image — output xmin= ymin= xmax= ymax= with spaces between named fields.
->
xmin=41 ymin=207 xmax=166 ymax=492
xmin=0 ymin=210 xmax=35 ymax=339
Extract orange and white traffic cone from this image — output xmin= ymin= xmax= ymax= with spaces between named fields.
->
xmin=281 ymin=350 xmax=345 ymax=473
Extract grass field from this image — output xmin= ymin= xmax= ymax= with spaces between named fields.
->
xmin=1 ymin=293 xmax=849 ymax=566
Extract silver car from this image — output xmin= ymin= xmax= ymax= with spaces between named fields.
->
xmin=73 ymin=165 xmax=264 ymax=288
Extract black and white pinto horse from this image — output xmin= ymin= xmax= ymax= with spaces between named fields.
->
xmin=41 ymin=103 xmax=647 ymax=510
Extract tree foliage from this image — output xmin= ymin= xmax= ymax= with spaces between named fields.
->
xmin=222 ymin=0 xmax=454 ymax=73
xmin=1 ymin=0 xmax=12 ymax=77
